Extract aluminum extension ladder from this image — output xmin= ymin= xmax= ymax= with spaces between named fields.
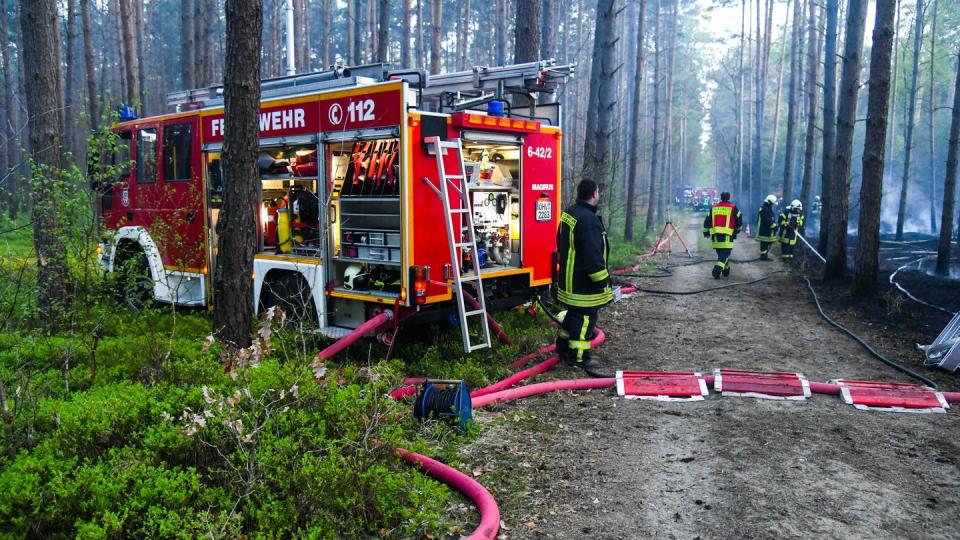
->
xmin=422 ymin=136 xmax=491 ymax=353
xmin=920 ymin=310 xmax=960 ymax=372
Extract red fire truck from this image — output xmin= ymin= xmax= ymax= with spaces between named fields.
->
xmin=98 ymin=62 xmax=573 ymax=351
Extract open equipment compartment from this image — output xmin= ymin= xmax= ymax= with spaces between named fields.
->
xmin=326 ymin=134 xmax=403 ymax=300
xmin=461 ymin=137 xmax=523 ymax=272
xmin=257 ymin=142 xmax=322 ymax=257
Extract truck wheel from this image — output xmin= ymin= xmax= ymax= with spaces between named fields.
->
xmin=260 ymin=273 xmax=317 ymax=327
xmin=115 ymin=249 xmax=154 ymax=310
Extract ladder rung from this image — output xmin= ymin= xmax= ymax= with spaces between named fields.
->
xmin=464 ymin=310 xmax=485 ymax=317
xmin=455 ymin=242 xmax=473 ymax=248
xmin=450 ymin=208 xmax=469 ymax=214
xmin=446 ymin=174 xmax=464 ymax=179
xmin=460 ymin=273 xmax=479 ymax=281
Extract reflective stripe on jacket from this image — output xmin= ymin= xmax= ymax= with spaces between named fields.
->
xmin=556 ymin=200 xmax=613 ymax=308
xmin=778 ymin=210 xmax=804 ymax=245
xmin=703 ymin=202 xmax=743 ymax=249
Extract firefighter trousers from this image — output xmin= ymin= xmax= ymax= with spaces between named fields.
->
xmin=556 ymin=305 xmax=599 ymax=363
xmin=712 ymin=248 xmax=732 ymax=277
xmin=780 ymin=241 xmax=795 ymax=260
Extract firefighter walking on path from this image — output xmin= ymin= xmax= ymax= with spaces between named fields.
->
xmin=555 ymin=179 xmax=612 ymax=374
xmin=703 ymin=191 xmax=743 ymax=278
xmin=779 ymin=199 xmax=804 ymax=260
xmin=756 ymin=194 xmax=778 ymax=260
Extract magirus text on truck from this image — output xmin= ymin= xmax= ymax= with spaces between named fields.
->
xmin=97 ymin=61 xmax=574 ymax=352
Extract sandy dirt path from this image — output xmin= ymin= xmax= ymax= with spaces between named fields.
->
xmin=462 ymin=214 xmax=960 ymax=540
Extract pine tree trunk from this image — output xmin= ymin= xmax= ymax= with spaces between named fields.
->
xmin=767 ymin=4 xmax=790 ymax=178
xmin=798 ymin=0 xmax=820 ymax=227
xmin=352 ymin=0 xmax=362 ymax=65
xmin=750 ymin=0 xmax=766 ymax=216
xmin=541 ymin=0 xmax=556 ymax=60
xmin=119 ymin=0 xmax=139 ymax=104
xmin=214 ymin=0 xmax=263 ymax=348
xmin=367 ymin=0 xmax=376 ymax=62
xmin=853 ymin=0 xmax=895 ymax=295
xmin=658 ymin=0 xmax=677 ymax=225
xmin=824 ymin=0 xmax=867 ymax=280
xmin=885 ymin=0 xmax=901 ymax=182
xmin=135 ymin=0 xmax=147 ymax=109
xmin=927 ymin=0 xmax=937 ymax=234
xmin=580 ymin=0 xmax=617 ymax=186
xmin=377 ymin=0 xmax=389 ymax=62
xmin=300 ymin=0 xmax=311 ymax=71
xmin=624 ymin=0 xmax=646 ymax=241
xmin=895 ymin=0 xmax=923 ymax=240
xmin=181 ymin=0 xmax=195 ymax=88
xmin=781 ymin=0 xmax=801 ymax=202
xmin=495 ymin=0 xmax=505 ymax=65
xmin=80 ymin=0 xmax=97 ymax=131
xmin=430 ymin=0 xmax=441 ymax=73
xmin=513 ymin=0 xmax=540 ymax=110
xmin=19 ymin=0 xmax=69 ymax=322
xmin=736 ymin=0 xmax=745 ymax=201
xmin=400 ymin=0 xmax=410 ymax=66
xmin=64 ymin=0 xmax=78 ymax=157
xmin=321 ymin=0 xmax=331 ymax=67
xmin=416 ymin=0 xmax=424 ymax=68
xmin=818 ymin=0 xmax=839 ymax=254
xmin=935 ymin=48 xmax=959 ymax=275
xmin=1 ymin=0 xmax=15 ymax=218
xmin=646 ymin=0 xmax=662 ymax=232
xmin=269 ymin=0 xmax=280 ymax=76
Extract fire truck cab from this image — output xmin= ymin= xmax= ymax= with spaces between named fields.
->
xmin=99 ymin=61 xmax=573 ymax=348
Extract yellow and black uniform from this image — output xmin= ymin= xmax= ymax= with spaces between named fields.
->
xmin=756 ymin=202 xmax=778 ymax=260
xmin=778 ymin=209 xmax=804 ymax=260
xmin=703 ymin=200 xmax=743 ymax=278
xmin=555 ymin=200 xmax=612 ymax=366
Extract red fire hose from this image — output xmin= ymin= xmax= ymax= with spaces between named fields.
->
xmin=316 ymin=311 xmax=393 ymax=361
xmin=472 ymin=377 xmax=617 ymax=408
xmin=395 ymin=448 xmax=500 ymax=540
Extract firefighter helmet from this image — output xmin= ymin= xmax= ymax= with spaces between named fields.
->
xmin=764 ymin=194 xmax=777 ymax=205
xmin=343 ymin=264 xmax=369 ymax=290
xmin=790 ymin=199 xmax=802 ymax=211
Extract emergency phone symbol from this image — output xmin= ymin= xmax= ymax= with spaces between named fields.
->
xmin=121 ymin=189 xmax=130 ymax=208
xmin=328 ymin=103 xmax=344 ymax=126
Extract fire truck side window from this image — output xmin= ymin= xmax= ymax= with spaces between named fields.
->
xmin=136 ymin=128 xmax=158 ymax=184
xmin=113 ymin=131 xmax=131 ymax=169
xmin=163 ymin=123 xmax=192 ymax=182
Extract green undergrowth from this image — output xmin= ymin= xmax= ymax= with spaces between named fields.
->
xmin=0 ymin=304 xmax=464 ymax=538
xmin=0 ymin=197 xmax=659 ymax=537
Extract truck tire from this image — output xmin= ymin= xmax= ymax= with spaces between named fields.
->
xmin=260 ymin=272 xmax=317 ymax=327
xmin=114 ymin=248 xmax=154 ymax=310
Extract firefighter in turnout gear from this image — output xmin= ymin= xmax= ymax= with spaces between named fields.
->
xmin=703 ymin=192 xmax=743 ymax=278
xmin=756 ymin=194 xmax=778 ymax=260
xmin=779 ymin=199 xmax=804 ymax=260
xmin=555 ymin=179 xmax=612 ymax=373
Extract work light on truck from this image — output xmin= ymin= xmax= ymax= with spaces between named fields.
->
xmin=411 ymin=265 xmax=430 ymax=305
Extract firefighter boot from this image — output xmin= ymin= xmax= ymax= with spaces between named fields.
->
xmin=722 ymin=265 xmax=731 ymax=277
xmin=712 ymin=264 xmax=722 ymax=279
xmin=573 ymin=353 xmax=603 ymax=374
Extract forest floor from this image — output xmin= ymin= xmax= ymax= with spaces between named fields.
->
xmin=459 ymin=214 xmax=960 ymax=539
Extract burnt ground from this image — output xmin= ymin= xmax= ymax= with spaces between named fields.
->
xmin=454 ymin=215 xmax=960 ymax=540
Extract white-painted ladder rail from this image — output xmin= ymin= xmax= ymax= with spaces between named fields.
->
xmin=422 ymin=136 xmax=491 ymax=353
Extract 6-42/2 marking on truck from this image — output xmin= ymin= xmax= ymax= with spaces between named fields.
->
xmin=526 ymin=146 xmax=553 ymax=159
